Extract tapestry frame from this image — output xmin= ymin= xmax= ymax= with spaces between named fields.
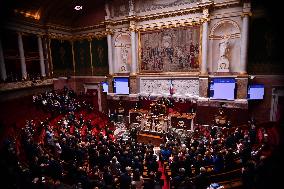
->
xmin=138 ymin=25 xmax=202 ymax=74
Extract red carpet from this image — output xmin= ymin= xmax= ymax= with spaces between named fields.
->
xmin=158 ymin=161 xmax=169 ymax=189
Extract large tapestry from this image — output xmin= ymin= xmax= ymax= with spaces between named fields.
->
xmin=140 ymin=26 xmax=200 ymax=73
xmin=51 ymin=39 xmax=73 ymax=77
xmin=91 ymin=37 xmax=109 ymax=76
xmin=74 ymin=40 xmax=92 ymax=76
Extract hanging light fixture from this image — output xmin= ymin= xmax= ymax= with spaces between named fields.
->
xmin=74 ymin=5 xmax=83 ymax=10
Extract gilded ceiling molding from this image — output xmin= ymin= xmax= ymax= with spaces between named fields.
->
xmin=212 ymin=0 xmax=240 ymax=9
xmin=4 ymin=0 xmax=243 ymax=38
xmin=136 ymin=18 xmax=202 ymax=32
xmin=47 ymin=33 xmax=72 ymax=40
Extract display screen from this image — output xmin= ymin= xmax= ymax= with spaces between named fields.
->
xmin=210 ymin=78 xmax=235 ymax=100
xmin=113 ymin=77 xmax=129 ymax=95
xmin=248 ymin=84 xmax=264 ymax=100
xmin=102 ymin=82 xmax=108 ymax=93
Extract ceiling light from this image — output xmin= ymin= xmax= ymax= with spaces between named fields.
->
xmin=74 ymin=6 xmax=83 ymax=11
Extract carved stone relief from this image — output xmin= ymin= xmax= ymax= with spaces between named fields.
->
xmin=135 ymin=0 xmax=200 ymax=13
xmin=199 ymin=78 xmax=208 ymax=97
xmin=140 ymin=78 xmax=199 ymax=96
xmin=114 ymin=33 xmax=131 ymax=73
xmin=236 ymin=78 xmax=248 ymax=99
xmin=129 ymin=75 xmax=138 ymax=94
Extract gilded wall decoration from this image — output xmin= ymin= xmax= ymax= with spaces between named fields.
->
xmin=135 ymin=0 xmax=200 ymax=13
xmin=140 ymin=26 xmax=200 ymax=73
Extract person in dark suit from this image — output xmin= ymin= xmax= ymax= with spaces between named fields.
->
xmin=119 ymin=166 xmax=132 ymax=189
xmin=194 ymin=167 xmax=210 ymax=189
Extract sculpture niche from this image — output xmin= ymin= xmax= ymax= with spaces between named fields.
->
xmin=217 ymin=36 xmax=230 ymax=72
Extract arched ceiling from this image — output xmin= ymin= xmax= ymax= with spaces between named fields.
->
xmin=0 ymin=0 xmax=107 ymax=27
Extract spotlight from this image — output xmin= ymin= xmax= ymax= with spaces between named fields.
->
xmin=74 ymin=5 xmax=83 ymax=11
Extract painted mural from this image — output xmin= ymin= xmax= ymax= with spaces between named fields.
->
xmin=91 ymin=37 xmax=108 ymax=76
xmin=51 ymin=39 xmax=73 ymax=77
xmin=140 ymin=26 xmax=200 ymax=73
xmin=74 ymin=39 xmax=91 ymax=76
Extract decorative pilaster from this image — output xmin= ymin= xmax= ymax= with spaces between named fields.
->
xmin=0 ymin=38 xmax=7 ymax=81
xmin=240 ymin=2 xmax=251 ymax=74
xmin=129 ymin=75 xmax=138 ymax=94
xmin=107 ymin=28 xmax=114 ymax=75
xmin=17 ymin=32 xmax=27 ymax=80
xmin=105 ymin=1 xmax=111 ymax=20
xmin=129 ymin=0 xmax=135 ymax=16
xmin=130 ymin=21 xmax=137 ymax=75
xmin=43 ymin=37 xmax=50 ymax=77
xmin=89 ymin=38 xmax=94 ymax=76
xmin=71 ymin=41 xmax=76 ymax=75
xmin=107 ymin=75 xmax=114 ymax=94
xmin=201 ymin=8 xmax=209 ymax=74
xmin=199 ymin=77 xmax=208 ymax=98
xmin=37 ymin=35 xmax=46 ymax=77
xmin=47 ymin=37 xmax=53 ymax=76
xmin=236 ymin=76 xmax=248 ymax=99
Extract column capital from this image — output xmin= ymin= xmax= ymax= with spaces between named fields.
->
xmin=106 ymin=28 xmax=114 ymax=35
xmin=129 ymin=20 xmax=137 ymax=32
xmin=241 ymin=12 xmax=252 ymax=18
xmin=201 ymin=8 xmax=210 ymax=22
xmin=130 ymin=73 xmax=137 ymax=77
xmin=37 ymin=34 xmax=45 ymax=38
xmin=17 ymin=32 xmax=24 ymax=36
xmin=242 ymin=2 xmax=251 ymax=17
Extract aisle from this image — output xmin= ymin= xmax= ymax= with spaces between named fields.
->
xmin=158 ymin=161 xmax=169 ymax=189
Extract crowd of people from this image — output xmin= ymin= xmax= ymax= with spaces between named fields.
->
xmin=0 ymin=88 xmax=277 ymax=189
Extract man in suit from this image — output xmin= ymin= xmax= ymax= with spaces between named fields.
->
xmin=119 ymin=166 xmax=132 ymax=189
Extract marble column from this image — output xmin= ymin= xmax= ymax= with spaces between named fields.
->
xmin=240 ymin=14 xmax=249 ymax=74
xmin=43 ymin=37 xmax=50 ymax=77
xmin=131 ymin=31 xmax=137 ymax=75
xmin=201 ymin=21 xmax=208 ymax=74
xmin=18 ymin=33 xmax=27 ymax=79
xmin=107 ymin=34 xmax=113 ymax=75
xmin=37 ymin=35 xmax=46 ymax=77
xmin=0 ymin=38 xmax=7 ymax=81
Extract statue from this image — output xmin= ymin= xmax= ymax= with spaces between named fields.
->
xmin=217 ymin=36 xmax=230 ymax=72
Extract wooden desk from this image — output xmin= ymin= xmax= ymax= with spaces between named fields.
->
xmin=137 ymin=133 xmax=163 ymax=146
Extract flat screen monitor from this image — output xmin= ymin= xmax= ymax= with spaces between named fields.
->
xmin=113 ymin=77 xmax=129 ymax=95
xmin=102 ymin=82 xmax=108 ymax=93
xmin=210 ymin=78 xmax=235 ymax=100
xmin=248 ymin=84 xmax=264 ymax=100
